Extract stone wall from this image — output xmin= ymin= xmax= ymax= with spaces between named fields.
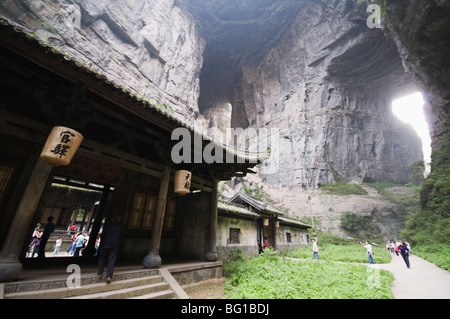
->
xmin=216 ymin=215 xmax=259 ymax=260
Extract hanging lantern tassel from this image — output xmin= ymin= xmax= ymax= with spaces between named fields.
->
xmin=174 ymin=170 xmax=192 ymax=195
xmin=40 ymin=126 xmax=83 ymax=166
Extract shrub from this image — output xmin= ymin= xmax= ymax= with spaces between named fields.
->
xmin=224 ymin=251 xmax=394 ymax=299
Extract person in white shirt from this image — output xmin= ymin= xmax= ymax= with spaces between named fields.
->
xmin=312 ymin=239 xmax=320 ymax=260
xmin=52 ymin=237 xmax=62 ymax=255
xmin=363 ymin=241 xmax=375 ymax=264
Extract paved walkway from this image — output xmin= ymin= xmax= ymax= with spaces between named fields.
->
xmin=376 ymin=253 xmax=450 ymax=299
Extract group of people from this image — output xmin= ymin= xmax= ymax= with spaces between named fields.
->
xmin=311 ymin=238 xmax=412 ymax=269
xmin=66 ymin=232 xmax=92 ymax=257
xmin=386 ymin=240 xmax=412 ymax=268
xmin=312 ymin=239 xmax=376 ymax=265
xmin=28 ymin=220 xmax=102 ymax=258
xmin=27 ymin=216 xmax=55 ymax=258
xmin=28 ymin=215 xmax=124 ymax=285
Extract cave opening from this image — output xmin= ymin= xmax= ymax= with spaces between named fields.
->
xmin=392 ymin=92 xmax=432 ymax=174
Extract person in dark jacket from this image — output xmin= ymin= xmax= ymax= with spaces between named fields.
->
xmin=398 ymin=241 xmax=411 ymax=269
xmin=38 ymin=216 xmax=55 ymax=258
xmin=97 ymin=216 xmax=124 ymax=283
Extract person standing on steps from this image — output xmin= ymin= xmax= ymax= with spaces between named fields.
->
xmin=38 ymin=216 xmax=55 ymax=258
xmin=363 ymin=241 xmax=375 ymax=264
xmin=97 ymin=216 xmax=123 ymax=284
xmin=312 ymin=238 xmax=320 ymax=260
xmin=73 ymin=232 xmax=85 ymax=257
xmin=398 ymin=241 xmax=411 ymax=269
xmin=53 ymin=237 xmax=62 ymax=255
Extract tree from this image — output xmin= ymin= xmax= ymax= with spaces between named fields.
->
xmin=410 ymin=160 xmax=425 ymax=185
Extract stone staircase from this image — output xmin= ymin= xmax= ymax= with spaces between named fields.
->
xmin=2 ymin=268 xmax=188 ymax=299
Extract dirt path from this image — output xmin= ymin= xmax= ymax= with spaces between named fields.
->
xmin=376 ymin=253 xmax=450 ymax=299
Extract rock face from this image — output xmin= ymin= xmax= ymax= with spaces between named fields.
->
xmin=183 ymin=0 xmax=423 ymax=187
xmin=0 ymin=0 xmax=205 ymax=123
xmin=384 ymin=0 xmax=450 ymax=144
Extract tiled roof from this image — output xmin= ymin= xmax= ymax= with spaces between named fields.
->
xmin=219 ymin=194 xmax=311 ymax=228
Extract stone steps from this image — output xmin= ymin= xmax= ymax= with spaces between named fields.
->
xmin=3 ymin=268 xmax=177 ymax=299
xmin=66 ymin=281 xmax=173 ymax=299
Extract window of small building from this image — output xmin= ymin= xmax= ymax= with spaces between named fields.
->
xmin=286 ymin=232 xmax=292 ymax=243
xmin=129 ymin=192 xmax=156 ymax=230
xmin=229 ymin=228 xmax=241 ymax=244
xmin=130 ymin=192 xmax=177 ymax=232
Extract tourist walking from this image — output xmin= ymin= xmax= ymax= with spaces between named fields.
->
xmin=73 ymin=232 xmax=85 ymax=257
xmin=312 ymin=238 xmax=320 ymax=260
xmin=95 ymin=234 xmax=101 ymax=256
xmin=398 ymin=241 xmax=411 ymax=268
xmin=67 ymin=232 xmax=78 ymax=255
xmin=53 ymin=237 xmax=62 ymax=255
xmin=38 ymin=216 xmax=55 ymax=258
xmin=97 ymin=216 xmax=124 ymax=283
xmin=31 ymin=232 xmax=42 ymax=258
xmin=363 ymin=241 xmax=375 ymax=264
xmin=405 ymin=241 xmax=412 ymax=256
xmin=394 ymin=241 xmax=400 ymax=256
xmin=389 ymin=241 xmax=395 ymax=253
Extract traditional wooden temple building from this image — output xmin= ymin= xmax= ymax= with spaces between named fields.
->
xmin=0 ymin=17 xmax=260 ymax=282
xmin=217 ymin=192 xmax=311 ymax=259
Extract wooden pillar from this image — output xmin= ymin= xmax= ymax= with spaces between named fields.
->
xmin=79 ymin=206 xmax=88 ymax=232
xmin=0 ymin=158 xmax=52 ymax=282
xmin=272 ymin=217 xmax=278 ymax=251
xmin=143 ymin=165 xmax=171 ymax=268
xmin=82 ymin=186 xmax=111 ymax=256
xmin=70 ymin=204 xmax=80 ymax=230
xmin=84 ymin=204 xmax=96 ymax=233
xmin=205 ymin=179 xmax=219 ymax=261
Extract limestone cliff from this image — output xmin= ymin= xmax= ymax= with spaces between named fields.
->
xmin=183 ymin=0 xmax=423 ymax=187
xmin=0 ymin=0 xmax=205 ymax=123
xmin=179 ymin=0 xmax=425 ymax=239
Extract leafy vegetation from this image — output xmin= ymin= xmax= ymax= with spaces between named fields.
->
xmin=320 ymin=182 xmax=368 ymax=196
xmin=223 ymin=248 xmax=394 ymax=299
xmin=222 ymin=232 xmax=394 ymax=299
xmin=412 ymin=244 xmax=450 ymax=271
xmin=339 ymin=211 xmax=382 ymax=240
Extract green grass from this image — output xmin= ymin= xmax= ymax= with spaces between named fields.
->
xmin=412 ymin=244 xmax=450 ymax=271
xmin=223 ymin=248 xmax=394 ymax=299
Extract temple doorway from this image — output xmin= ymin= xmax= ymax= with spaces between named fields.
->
xmin=24 ymin=174 xmax=114 ymax=259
